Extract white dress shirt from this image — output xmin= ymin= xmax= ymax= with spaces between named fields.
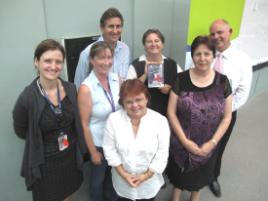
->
xmin=103 ymin=109 xmax=170 ymax=200
xmin=218 ymin=45 xmax=252 ymax=111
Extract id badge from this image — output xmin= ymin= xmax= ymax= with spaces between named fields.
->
xmin=58 ymin=132 xmax=69 ymax=151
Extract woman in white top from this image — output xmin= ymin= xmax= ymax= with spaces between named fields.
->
xmin=78 ymin=41 xmax=120 ymax=201
xmin=103 ymin=79 xmax=170 ymax=201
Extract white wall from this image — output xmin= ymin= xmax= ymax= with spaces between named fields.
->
xmin=235 ymin=0 xmax=268 ymax=65
xmin=0 ymin=0 xmax=47 ymax=200
xmin=132 ymin=0 xmax=190 ymax=67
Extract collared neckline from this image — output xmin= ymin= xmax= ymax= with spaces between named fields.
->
xmin=122 ymin=107 xmax=149 ymax=124
xmin=99 ymin=35 xmax=123 ymax=54
xmin=217 ymin=44 xmax=235 ymax=60
xmin=89 ymin=70 xmax=119 ymax=91
xmin=138 ymin=54 xmax=167 ymax=62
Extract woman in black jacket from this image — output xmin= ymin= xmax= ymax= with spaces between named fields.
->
xmin=13 ymin=39 xmax=87 ymax=201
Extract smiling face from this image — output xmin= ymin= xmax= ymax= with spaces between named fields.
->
xmin=123 ymin=93 xmax=148 ymax=120
xmin=90 ymin=48 xmax=113 ymax=76
xmin=209 ymin=20 xmax=232 ymax=52
xmin=192 ymin=44 xmax=214 ymax=72
xmin=101 ymin=17 xmax=122 ymax=46
xmin=144 ymin=33 xmax=164 ymax=56
xmin=35 ymin=50 xmax=64 ymax=81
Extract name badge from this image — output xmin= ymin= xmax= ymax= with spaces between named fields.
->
xmin=58 ymin=132 xmax=69 ymax=151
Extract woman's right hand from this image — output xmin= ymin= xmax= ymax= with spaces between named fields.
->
xmin=138 ymin=62 xmax=148 ymax=83
xmin=184 ymin=139 xmax=202 ymax=156
xmin=90 ymin=150 xmax=103 ymax=165
xmin=123 ymin=172 xmax=140 ymax=188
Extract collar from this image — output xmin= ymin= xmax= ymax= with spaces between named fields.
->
xmin=99 ymin=35 xmax=123 ymax=54
xmin=217 ymin=44 xmax=234 ymax=59
xmin=122 ymin=107 xmax=149 ymax=123
xmin=89 ymin=70 xmax=119 ymax=91
xmin=138 ymin=54 xmax=167 ymax=62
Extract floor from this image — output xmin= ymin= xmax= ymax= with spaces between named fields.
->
xmin=73 ymin=91 xmax=268 ymax=201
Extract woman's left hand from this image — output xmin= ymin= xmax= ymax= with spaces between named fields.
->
xmin=131 ymin=173 xmax=148 ymax=187
xmin=198 ymin=141 xmax=215 ymax=157
xmin=159 ymin=84 xmax=171 ymax=94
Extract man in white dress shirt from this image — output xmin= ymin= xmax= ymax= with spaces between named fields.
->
xmin=208 ymin=19 xmax=252 ymax=197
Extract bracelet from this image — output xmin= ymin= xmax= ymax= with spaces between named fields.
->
xmin=211 ymin=138 xmax=217 ymax=146
xmin=144 ymin=170 xmax=153 ymax=180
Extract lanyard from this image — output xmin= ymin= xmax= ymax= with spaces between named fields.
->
xmin=37 ymin=79 xmax=68 ymax=151
xmin=102 ymin=84 xmax=116 ymax=112
xmin=37 ymin=79 xmax=62 ymax=116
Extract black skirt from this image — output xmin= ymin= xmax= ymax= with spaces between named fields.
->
xmin=31 ymin=145 xmax=83 ymax=201
xmin=166 ymin=149 xmax=219 ymax=191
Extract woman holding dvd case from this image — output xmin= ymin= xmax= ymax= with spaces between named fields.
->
xmin=127 ymin=28 xmax=182 ymax=116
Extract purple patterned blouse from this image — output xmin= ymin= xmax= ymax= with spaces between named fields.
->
xmin=170 ymin=70 xmax=231 ymax=172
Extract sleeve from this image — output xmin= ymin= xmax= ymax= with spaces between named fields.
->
xmin=165 ymin=59 xmax=179 ymax=86
xmin=224 ymin=76 xmax=232 ymax=98
xmin=232 ymin=57 xmax=253 ymax=111
xmin=103 ymin=114 xmax=122 ymax=167
xmin=12 ymin=90 xmax=29 ymax=139
xmin=184 ymin=51 xmax=194 ymax=70
xmin=126 ymin=64 xmax=138 ymax=79
xmin=74 ymin=50 xmax=90 ymax=89
xmin=149 ymin=116 xmax=170 ymax=173
xmin=121 ymin=45 xmax=131 ymax=80
xmin=69 ymin=83 xmax=87 ymax=153
xmin=177 ymin=64 xmax=183 ymax=73
xmin=171 ymin=74 xmax=181 ymax=95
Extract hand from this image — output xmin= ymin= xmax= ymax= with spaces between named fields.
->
xmin=159 ymin=84 xmax=171 ymax=94
xmin=199 ymin=141 xmax=215 ymax=157
xmin=138 ymin=62 xmax=149 ymax=83
xmin=184 ymin=139 xmax=202 ymax=155
xmin=144 ymin=62 xmax=148 ymax=75
xmin=122 ymin=172 xmax=141 ymax=188
xmin=90 ymin=150 xmax=103 ymax=165
xmin=131 ymin=173 xmax=148 ymax=187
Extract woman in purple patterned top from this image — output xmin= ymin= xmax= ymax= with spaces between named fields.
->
xmin=166 ymin=36 xmax=232 ymax=201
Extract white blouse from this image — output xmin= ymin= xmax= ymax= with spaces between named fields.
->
xmin=103 ymin=109 xmax=170 ymax=200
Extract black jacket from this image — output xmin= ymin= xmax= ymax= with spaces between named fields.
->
xmin=13 ymin=77 xmax=87 ymax=189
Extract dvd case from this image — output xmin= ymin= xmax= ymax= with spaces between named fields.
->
xmin=147 ymin=63 xmax=164 ymax=88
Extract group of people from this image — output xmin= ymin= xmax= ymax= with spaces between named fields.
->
xmin=13 ymin=7 xmax=252 ymax=201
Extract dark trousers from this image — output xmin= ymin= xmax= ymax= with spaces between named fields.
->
xmin=89 ymin=147 xmax=117 ymax=201
xmin=214 ymin=111 xmax=237 ymax=179
xmin=117 ymin=197 xmax=155 ymax=201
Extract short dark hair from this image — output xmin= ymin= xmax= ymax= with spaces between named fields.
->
xmin=119 ymin=79 xmax=150 ymax=106
xmin=142 ymin=28 xmax=165 ymax=45
xmin=88 ymin=41 xmax=113 ymax=72
xmin=191 ymin=35 xmax=216 ymax=58
xmin=100 ymin=7 xmax=124 ymax=28
xmin=34 ymin=39 xmax=65 ymax=61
